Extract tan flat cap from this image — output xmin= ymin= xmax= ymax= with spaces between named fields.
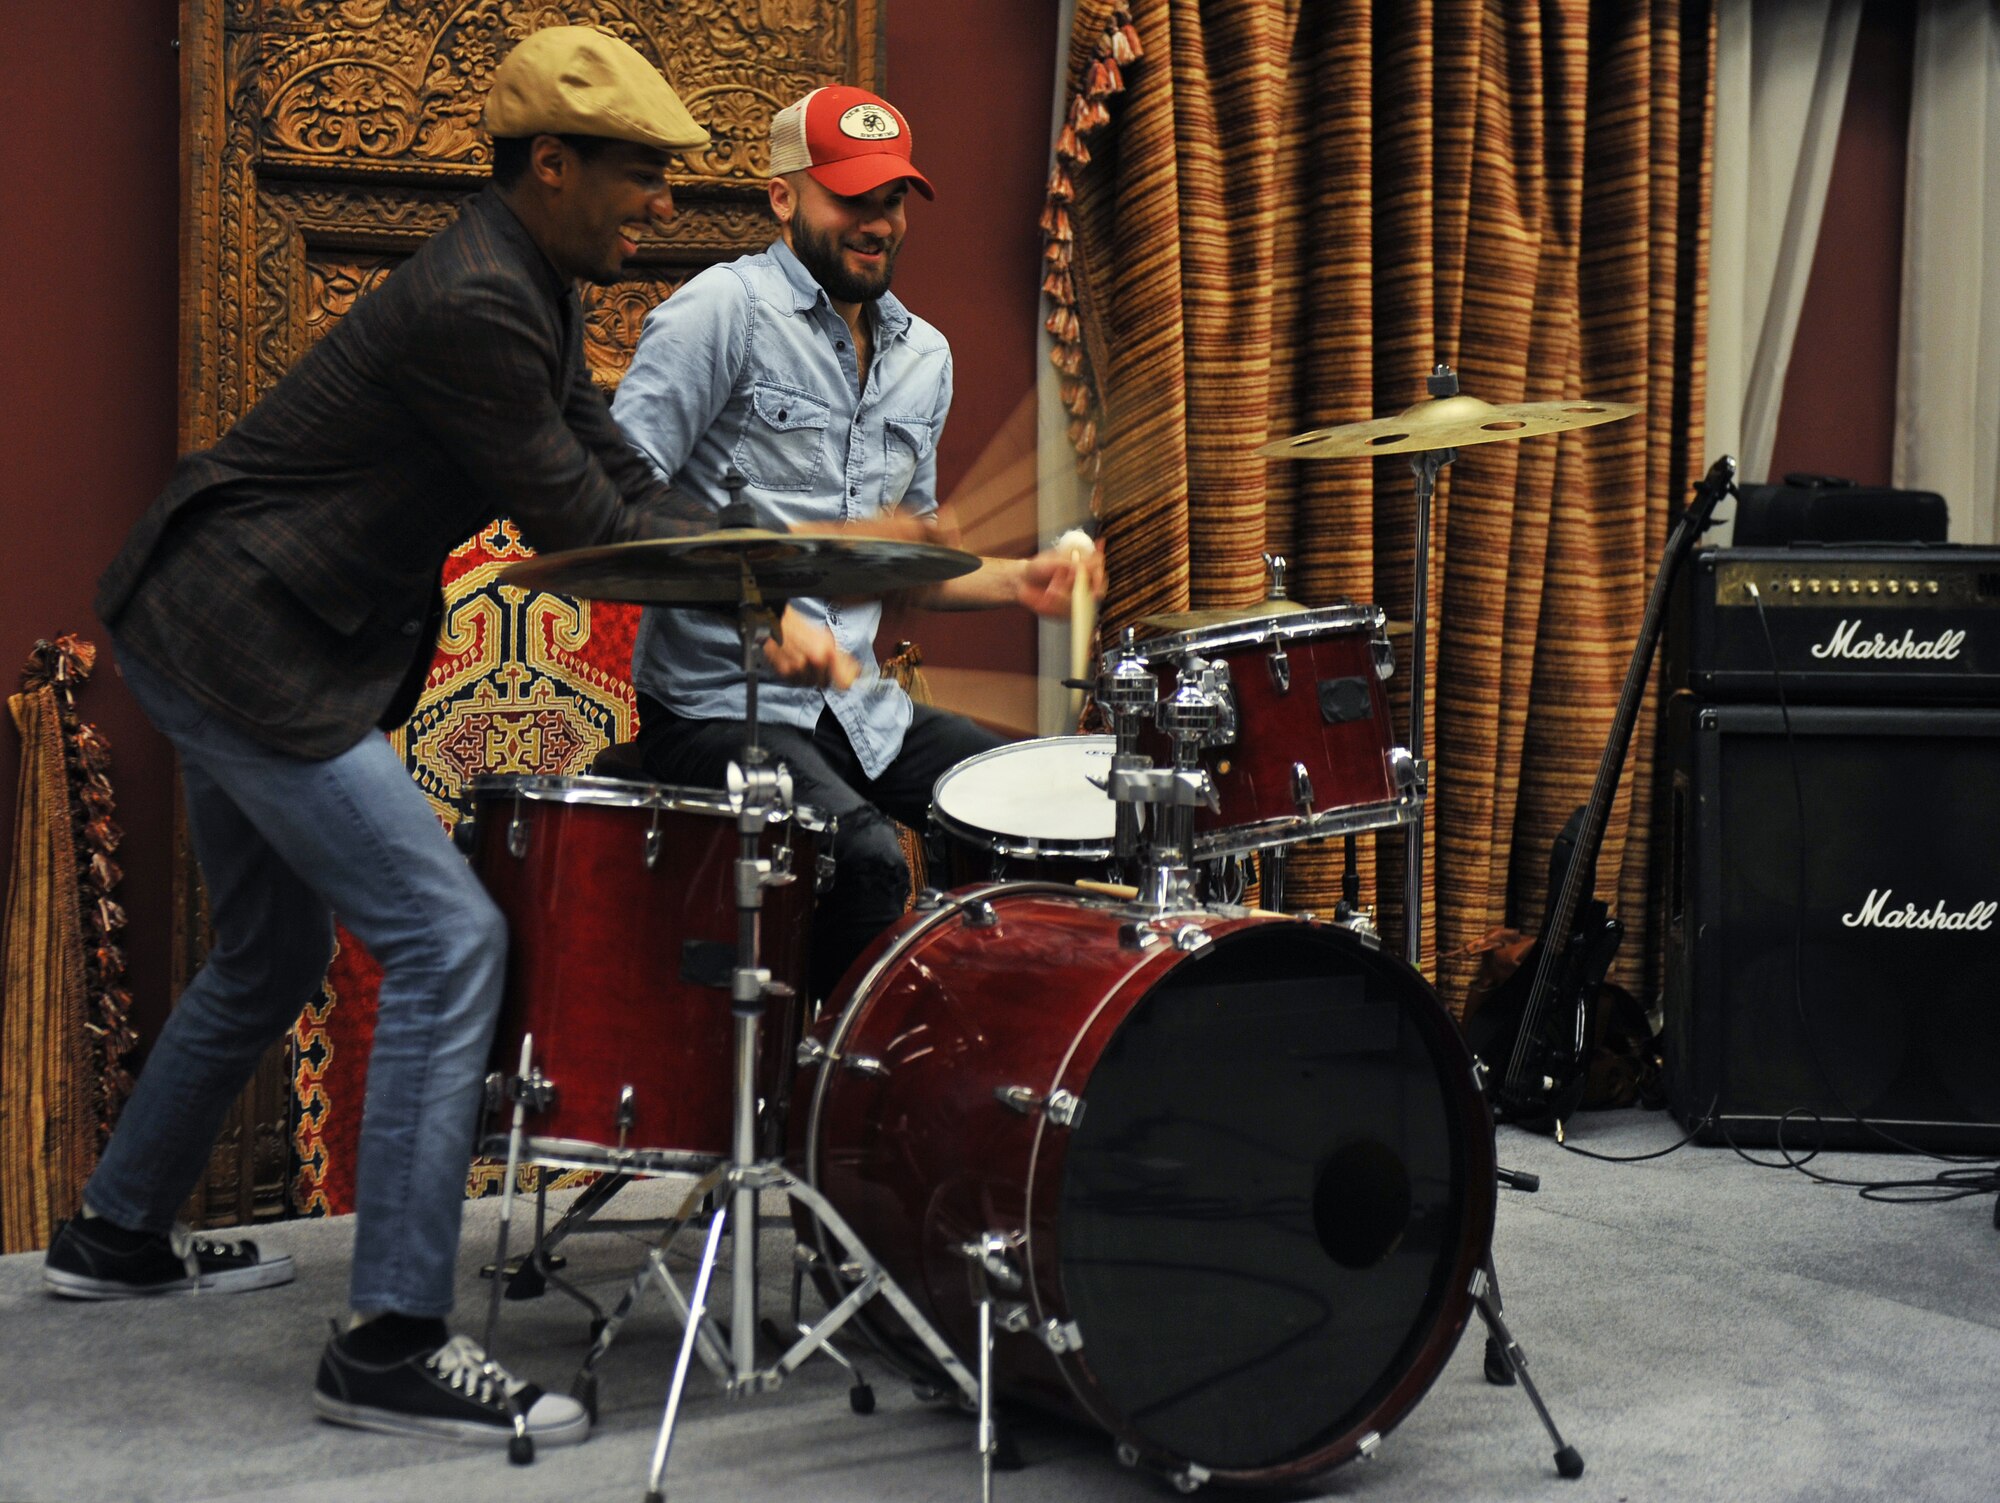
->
xmin=484 ymin=26 xmax=710 ymax=152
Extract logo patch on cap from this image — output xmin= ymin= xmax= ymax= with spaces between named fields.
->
xmin=838 ymin=103 xmax=901 ymax=141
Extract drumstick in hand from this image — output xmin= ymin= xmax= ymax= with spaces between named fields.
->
xmin=1056 ymin=528 xmax=1097 ymax=726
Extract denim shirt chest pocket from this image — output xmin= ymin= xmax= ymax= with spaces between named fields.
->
xmin=733 ymin=381 xmax=832 ymax=491
xmin=882 ymin=415 xmax=936 ymax=502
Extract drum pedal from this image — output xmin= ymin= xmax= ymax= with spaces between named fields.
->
xmin=475 ymin=1250 xmax=568 ymax=1296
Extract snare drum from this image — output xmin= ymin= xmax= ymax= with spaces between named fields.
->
xmin=794 ymin=884 xmax=1495 ymax=1485
xmin=1121 ymin=604 xmax=1421 ymax=858
xmin=928 ymin=736 xmax=1119 ymax=885
xmin=467 ymin=774 xmax=829 ymax=1171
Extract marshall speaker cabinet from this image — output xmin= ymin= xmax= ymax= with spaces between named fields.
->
xmin=1661 ymin=699 xmax=2000 ymax=1151
xmin=1668 ymin=545 xmax=2000 ymax=705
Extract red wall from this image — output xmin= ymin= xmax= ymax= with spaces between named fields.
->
xmin=0 ymin=4 xmax=1060 ymax=1048
xmin=1766 ymin=0 xmax=1916 ymax=486
xmin=0 ymin=3 xmax=182 ymax=1044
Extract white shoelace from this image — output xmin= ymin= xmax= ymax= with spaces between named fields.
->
xmin=427 ymin=1335 xmax=528 ymax=1406
xmin=167 ymin=1223 xmax=244 ymax=1278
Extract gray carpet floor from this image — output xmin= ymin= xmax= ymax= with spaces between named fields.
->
xmin=3 ymin=1110 xmax=1996 ymax=1503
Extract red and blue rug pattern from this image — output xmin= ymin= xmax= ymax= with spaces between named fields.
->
xmin=291 ymin=519 xmax=637 ymax=1216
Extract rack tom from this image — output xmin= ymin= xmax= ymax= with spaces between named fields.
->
xmin=1118 ymin=603 xmax=1421 ymax=858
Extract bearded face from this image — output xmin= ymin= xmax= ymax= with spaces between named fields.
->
xmin=782 ymin=176 xmax=909 ymax=304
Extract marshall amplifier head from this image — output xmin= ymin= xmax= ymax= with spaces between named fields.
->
xmin=1661 ymin=700 xmax=2000 ymax=1152
xmin=1668 ymin=545 xmax=2000 ymax=705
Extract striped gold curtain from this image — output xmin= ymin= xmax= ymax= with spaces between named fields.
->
xmin=1067 ymin=0 xmax=1714 ymax=1007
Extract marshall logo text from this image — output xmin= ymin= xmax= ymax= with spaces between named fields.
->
xmin=1841 ymin=888 xmax=1998 ymax=931
xmin=1809 ymin=619 xmax=1967 ymax=663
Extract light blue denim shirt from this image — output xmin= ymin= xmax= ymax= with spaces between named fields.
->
xmin=613 ymin=240 xmax=951 ymax=778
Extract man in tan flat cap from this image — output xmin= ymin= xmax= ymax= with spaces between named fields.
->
xmin=52 ymin=26 xmax=870 ymax=1452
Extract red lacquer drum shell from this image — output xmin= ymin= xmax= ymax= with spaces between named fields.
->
xmin=1124 ymin=604 xmax=1421 ymax=857
xmin=470 ymin=774 xmax=825 ymax=1170
xmin=793 ymin=883 xmax=1495 ymax=1485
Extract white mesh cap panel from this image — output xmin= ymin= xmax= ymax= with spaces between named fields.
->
xmin=767 ymin=88 xmax=822 ymax=175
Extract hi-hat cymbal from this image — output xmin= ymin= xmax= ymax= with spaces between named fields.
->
xmin=1260 ymin=393 xmax=1640 ymax=460
xmin=498 ymin=529 xmax=979 ymax=606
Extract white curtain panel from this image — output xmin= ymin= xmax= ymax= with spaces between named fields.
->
xmin=1706 ymin=0 xmax=1865 ymax=511
xmin=1895 ymin=0 xmax=2000 ymax=543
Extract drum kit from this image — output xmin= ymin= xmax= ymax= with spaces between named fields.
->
xmin=463 ymin=368 xmax=1631 ymax=1497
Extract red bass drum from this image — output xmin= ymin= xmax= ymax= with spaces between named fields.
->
xmin=793 ymin=884 xmax=1495 ymax=1486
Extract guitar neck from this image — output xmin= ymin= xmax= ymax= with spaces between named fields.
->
xmin=1502 ymin=492 xmax=1717 ymax=1097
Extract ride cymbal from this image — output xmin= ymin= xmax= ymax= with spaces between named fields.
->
xmin=1260 ymin=393 xmax=1640 ymax=460
xmin=498 ymin=529 xmax=979 ymax=605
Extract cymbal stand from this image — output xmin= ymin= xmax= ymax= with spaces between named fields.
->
xmin=1401 ymin=364 xmax=1458 ymax=967
xmin=639 ymin=574 xmax=983 ymax=1503
xmin=1394 ymin=379 xmax=1582 ymax=1477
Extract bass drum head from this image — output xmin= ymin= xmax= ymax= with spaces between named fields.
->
xmin=1051 ymin=923 xmax=1492 ymax=1475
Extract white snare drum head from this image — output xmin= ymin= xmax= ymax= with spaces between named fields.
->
xmin=933 ymin=736 xmax=1117 ymax=842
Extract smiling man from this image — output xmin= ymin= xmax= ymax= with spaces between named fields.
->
xmin=612 ymin=85 xmax=1104 ymax=1003
xmin=46 ymin=26 xmax=864 ymax=1452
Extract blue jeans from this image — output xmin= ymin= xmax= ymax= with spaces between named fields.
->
xmin=85 ymin=644 xmax=506 ymax=1317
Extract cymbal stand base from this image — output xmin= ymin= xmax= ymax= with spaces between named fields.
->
xmin=639 ymin=1160 xmax=983 ymax=1501
xmin=1468 ymin=1264 xmax=1585 ymax=1480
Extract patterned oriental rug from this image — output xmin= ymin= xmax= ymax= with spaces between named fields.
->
xmin=291 ymin=520 xmax=637 ymax=1217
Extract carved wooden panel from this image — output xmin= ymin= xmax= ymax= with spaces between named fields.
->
xmin=175 ymin=0 xmax=881 ymax=1225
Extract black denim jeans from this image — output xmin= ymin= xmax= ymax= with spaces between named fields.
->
xmin=636 ymin=693 xmax=1004 ymax=1001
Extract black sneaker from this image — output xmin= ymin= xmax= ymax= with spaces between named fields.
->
xmin=313 ymin=1332 xmax=590 ymax=1448
xmin=43 ymin=1216 xmax=295 ymax=1299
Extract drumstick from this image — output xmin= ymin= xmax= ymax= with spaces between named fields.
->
xmin=1055 ymin=528 xmax=1096 ymax=725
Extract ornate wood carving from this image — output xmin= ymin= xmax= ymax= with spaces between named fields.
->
xmin=175 ymin=0 xmax=881 ymax=1225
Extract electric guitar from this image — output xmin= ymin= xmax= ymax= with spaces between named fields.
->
xmin=1468 ymin=455 xmax=1736 ymax=1132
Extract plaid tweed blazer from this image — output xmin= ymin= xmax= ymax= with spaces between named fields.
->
xmin=98 ymin=187 xmax=708 ymax=759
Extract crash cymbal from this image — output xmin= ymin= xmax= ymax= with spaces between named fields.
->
xmin=499 ymin=529 xmax=979 ymax=606
xmin=1260 ymin=393 xmax=1640 ymax=460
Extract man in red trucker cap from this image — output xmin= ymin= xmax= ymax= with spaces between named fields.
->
xmin=613 ymin=85 xmax=1105 ymax=1001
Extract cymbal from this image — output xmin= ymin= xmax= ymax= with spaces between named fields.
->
xmin=498 ymin=529 xmax=979 ymax=606
xmin=1260 ymin=393 xmax=1640 ymax=460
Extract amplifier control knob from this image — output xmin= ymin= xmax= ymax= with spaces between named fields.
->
xmin=1912 ymin=579 xmax=1925 ymax=594
xmin=1926 ymin=580 xmax=1940 ymax=594
xmin=1809 ymin=580 xmax=1822 ymax=594
xmin=1788 ymin=579 xmax=1802 ymax=594
xmin=1869 ymin=581 xmax=1882 ymax=595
